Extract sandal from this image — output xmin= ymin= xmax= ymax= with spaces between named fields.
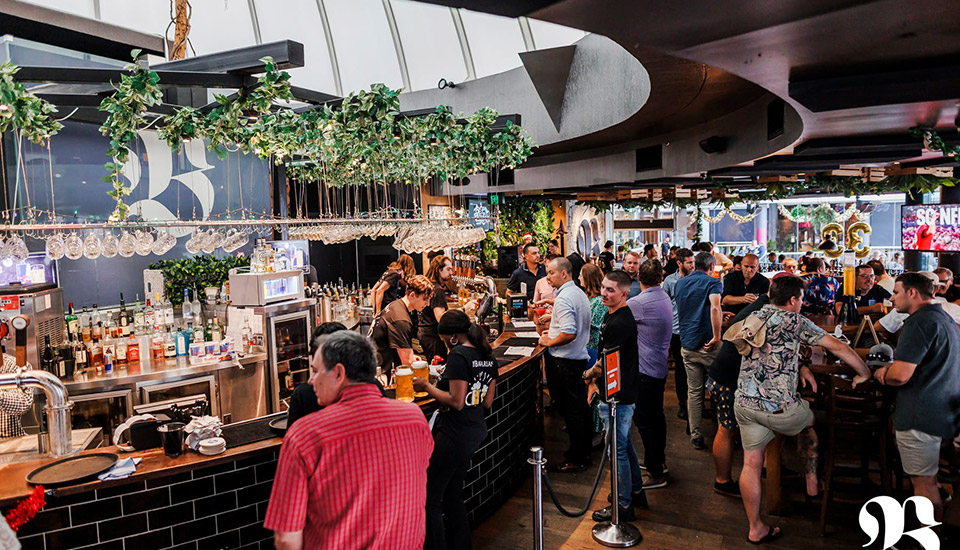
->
xmin=748 ymin=526 xmax=783 ymax=545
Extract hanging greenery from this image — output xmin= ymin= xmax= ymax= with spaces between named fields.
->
xmin=777 ymin=203 xmax=866 ymax=224
xmin=481 ymin=197 xmax=553 ymax=263
xmin=910 ymin=127 xmax=960 ymax=158
xmin=0 ymin=63 xmax=63 ymax=144
xmin=98 ymin=50 xmax=163 ymax=222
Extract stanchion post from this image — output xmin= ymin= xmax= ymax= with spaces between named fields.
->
xmin=528 ymin=446 xmax=546 ymax=550
xmin=592 ymin=397 xmax=642 ymax=547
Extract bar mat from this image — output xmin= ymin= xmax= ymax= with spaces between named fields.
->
xmin=493 ymin=336 xmax=539 ymax=363
xmin=221 ymin=412 xmax=286 ymax=449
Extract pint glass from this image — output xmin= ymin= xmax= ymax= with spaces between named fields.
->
xmin=396 ymin=366 xmax=415 ymax=402
xmin=412 ymin=360 xmax=429 ymax=398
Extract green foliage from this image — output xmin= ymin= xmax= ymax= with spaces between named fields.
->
xmin=0 ymin=62 xmax=63 ymax=143
xmin=98 ymin=50 xmax=163 ymax=222
xmin=147 ymin=255 xmax=250 ymax=306
xmin=482 ymin=198 xmax=553 ymax=263
xmin=910 ymin=127 xmax=960 ymax=158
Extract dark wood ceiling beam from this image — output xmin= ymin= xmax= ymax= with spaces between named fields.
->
xmin=789 ymin=60 xmax=960 ymax=113
xmin=0 ymin=0 xmax=165 ymax=59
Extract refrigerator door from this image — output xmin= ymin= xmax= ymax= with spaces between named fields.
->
xmin=268 ymin=310 xmax=311 ymax=412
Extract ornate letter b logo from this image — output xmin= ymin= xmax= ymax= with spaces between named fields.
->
xmin=859 ymin=496 xmax=940 ymax=550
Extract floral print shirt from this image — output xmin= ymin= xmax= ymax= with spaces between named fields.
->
xmin=735 ymin=305 xmax=825 ymax=412
xmin=587 ymin=295 xmax=606 ymax=350
xmin=803 ymin=273 xmax=841 ymax=309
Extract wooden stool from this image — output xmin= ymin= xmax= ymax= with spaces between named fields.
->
xmin=819 ymin=375 xmax=890 ymax=537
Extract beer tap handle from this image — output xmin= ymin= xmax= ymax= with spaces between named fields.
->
xmin=11 ymin=315 xmax=30 ymax=368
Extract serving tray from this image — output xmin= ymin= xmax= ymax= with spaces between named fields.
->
xmin=26 ymin=452 xmax=118 ymax=487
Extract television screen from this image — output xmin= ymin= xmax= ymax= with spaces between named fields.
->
xmin=901 ymin=204 xmax=960 ymax=251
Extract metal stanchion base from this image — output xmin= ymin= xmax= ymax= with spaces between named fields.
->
xmin=591 ymin=521 xmax=642 ymax=548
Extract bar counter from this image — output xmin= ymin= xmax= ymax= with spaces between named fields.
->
xmin=1 ymin=327 xmax=545 ymax=549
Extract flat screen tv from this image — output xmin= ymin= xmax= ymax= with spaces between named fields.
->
xmin=901 ymin=204 xmax=960 ymax=251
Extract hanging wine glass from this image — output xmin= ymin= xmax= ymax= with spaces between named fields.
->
xmin=64 ymin=232 xmax=84 ymax=260
xmin=101 ymin=231 xmax=120 ymax=258
xmin=83 ymin=232 xmax=102 ymax=260
xmin=201 ymin=229 xmax=220 ymax=254
xmin=152 ymin=229 xmax=176 ymax=255
xmin=0 ymin=237 xmax=9 ymax=266
xmin=45 ymin=233 xmax=65 ymax=260
xmin=185 ymin=229 xmax=203 ymax=254
xmin=221 ymin=229 xmax=242 ymax=253
xmin=134 ymin=230 xmax=154 ymax=256
xmin=118 ymin=231 xmax=137 ymax=258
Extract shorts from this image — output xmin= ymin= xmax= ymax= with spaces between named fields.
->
xmin=734 ymin=400 xmax=814 ymax=451
xmin=706 ymin=378 xmax=737 ymax=430
xmin=895 ymin=429 xmax=942 ymax=477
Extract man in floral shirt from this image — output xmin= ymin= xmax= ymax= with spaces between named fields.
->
xmin=801 ymin=257 xmax=840 ymax=313
xmin=733 ymin=275 xmax=869 ymax=544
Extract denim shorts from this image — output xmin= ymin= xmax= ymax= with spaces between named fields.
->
xmin=706 ymin=377 xmax=737 ymax=430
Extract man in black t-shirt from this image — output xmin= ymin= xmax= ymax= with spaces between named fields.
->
xmin=420 ymin=255 xmax=454 ymax=362
xmin=851 ymin=264 xmax=891 ymax=315
xmin=370 ymin=275 xmax=434 ymax=372
xmin=721 ymin=254 xmax=769 ymax=314
xmin=598 ymin=240 xmax=615 ymax=273
xmin=583 ymin=270 xmax=644 ymax=521
xmin=875 ymin=272 xmax=960 ymax=526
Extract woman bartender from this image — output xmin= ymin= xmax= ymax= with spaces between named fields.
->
xmin=370 ymin=275 xmax=434 ymax=373
xmin=420 ymin=255 xmax=454 ymax=362
xmin=412 ymin=310 xmax=498 ymax=550
xmin=1 ymin=353 xmax=33 ymax=438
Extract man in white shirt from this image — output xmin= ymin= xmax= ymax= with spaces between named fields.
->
xmin=874 ymin=271 xmax=960 ymax=338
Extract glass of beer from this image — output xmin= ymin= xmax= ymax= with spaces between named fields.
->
xmin=412 ymin=360 xmax=429 ymax=398
xmin=395 ymin=366 xmax=415 ymax=402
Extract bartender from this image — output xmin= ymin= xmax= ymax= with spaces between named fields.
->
xmin=420 ymin=255 xmax=454 ymax=362
xmin=370 ymin=275 xmax=434 ymax=372
xmin=1 ymin=352 xmax=33 ymax=439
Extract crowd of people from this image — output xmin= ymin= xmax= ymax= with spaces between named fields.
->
xmin=260 ymin=237 xmax=960 ymax=549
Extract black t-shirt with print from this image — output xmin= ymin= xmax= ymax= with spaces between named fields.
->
xmin=370 ymin=299 xmax=414 ymax=371
xmin=437 ymin=345 xmax=499 ymax=432
xmin=419 ymin=283 xmax=449 ymax=336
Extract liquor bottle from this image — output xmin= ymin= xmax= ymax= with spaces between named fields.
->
xmin=191 ymin=291 xmax=203 ymax=327
xmin=79 ymin=306 xmax=91 ymax=343
xmin=210 ymin=316 xmax=223 ymax=342
xmin=203 ymin=317 xmax=213 ymax=343
xmin=41 ymin=336 xmax=56 ymax=374
xmin=151 ymin=331 xmax=165 ymax=360
xmin=193 ymin=322 xmax=205 ymax=345
xmin=126 ymin=333 xmax=140 ymax=363
xmin=162 ymin=294 xmax=174 ymax=327
xmin=144 ymin=299 xmax=155 ymax=328
xmin=60 ymin=339 xmax=75 ymax=378
xmin=74 ymin=338 xmax=88 ymax=372
xmin=182 ymin=289 xmax=193 ymax=326
xmin=241 ymin=318 xmax=253 ymax=353
xmin=175 ymin=328 xmax=188 ymax=356
xmin=163 ymin=329 xmax=176 ymax=358
xmin=133 ymin=295 xmax=145 ymax=328
xmin=118 ymin=293 xmax=129 ymax=336
xmin=65 ymin=302 xmax=78 ymax=341
xmin=103 ymin=345 xmax=114 ymax=373
xmin=90 ymin=337 xmax=104 ymax=371
xmin=115 ymin=335 xmax=128 ymax=365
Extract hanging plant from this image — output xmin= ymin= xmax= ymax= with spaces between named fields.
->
xmin=98 ymin=49 xmax=163 ymax=221
xmin=910 ymin=127 xmax=960 ymax=158
xmin=0 ymin=63 xmax=63 ymax=143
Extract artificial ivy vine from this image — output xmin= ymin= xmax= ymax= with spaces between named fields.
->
xmin=0 ymin=62 xmax=62 ymax=143
xmin=98 ymin=50 xmax=163 ymax=222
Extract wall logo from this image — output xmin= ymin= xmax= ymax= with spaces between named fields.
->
xmin=859 ymin=496 xmax=940 ymax=550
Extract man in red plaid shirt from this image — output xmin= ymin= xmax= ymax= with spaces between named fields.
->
xmin=266 ymin=331 xmax=433 ymax=550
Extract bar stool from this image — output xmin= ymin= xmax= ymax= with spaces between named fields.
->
xmin=819 ymin=374 xmax=891 ymax=537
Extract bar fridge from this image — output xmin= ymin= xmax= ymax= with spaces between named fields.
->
xmin=230 ymin=298 xmax=313 ymax=412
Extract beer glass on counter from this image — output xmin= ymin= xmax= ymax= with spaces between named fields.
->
xmin=412 ymin=360 xmax=429 ymax=398
xmin=395 ymin=366 xmax=414 ymax=402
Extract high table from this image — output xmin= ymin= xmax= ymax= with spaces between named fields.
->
xmin=0 ymin=327 xmax=545 ymax=549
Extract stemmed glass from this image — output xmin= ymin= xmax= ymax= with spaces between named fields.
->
xmin=101 ymin=231 xmax=120 ymax=258
xmin=118 ymin=231 xmax=137 ymax=257
xmin=45 ymin=233 xmax=65 ymax=260
xmin=152 ymin=229 xmax=177 ymax=255
xmin=135 ymin=230 xmax=154 ymax=256
xmin=83 ymin=232 xmax=102 ymax=260
xmin=64 ymin=232 xmax=84 ymax=260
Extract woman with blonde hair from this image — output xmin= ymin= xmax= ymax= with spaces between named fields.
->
xmin=372 ymin=254 xmax=419 ymax=314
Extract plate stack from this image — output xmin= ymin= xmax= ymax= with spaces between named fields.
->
xmin=198 ymin=437 xmax=226 ymax=456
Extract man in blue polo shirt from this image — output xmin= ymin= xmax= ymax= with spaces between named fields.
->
xmin=675 ymin=252 xmax=723 ymax=450
xmin=507 ymin=243 xmax=546 ymax=301
xmin=539 ymin=256 xmax=593 ymax=472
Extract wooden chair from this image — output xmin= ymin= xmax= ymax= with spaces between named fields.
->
xmin=819 ymin=374 xmax=891 ymax=537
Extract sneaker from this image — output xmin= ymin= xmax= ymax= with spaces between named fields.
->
xmin=638 ymin=462 xmax=669 ymax=475
xmin=605 ymin=490 xmax=649 ymax=509
xmin=691 ymin=437 xmax=707 ymax=450
xmin=592 ymin=504 xmax=635 ymax=522
xmin=677 ymin=408 xmax=688 ymax=420
xmin=714 ymin=480 xmax=741 ymax=498
xmin=641 ymin=474 xmax=668 ymax=490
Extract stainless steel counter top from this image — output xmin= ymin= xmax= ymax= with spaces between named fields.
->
xmin=62 ymin=352 xmax=268 ymax=393
xmin=0 ymin=427 xmax=102 ymax=465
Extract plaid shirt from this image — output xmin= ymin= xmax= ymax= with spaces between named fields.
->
xmin=265 ymin=384 xmax=433 ymax=549
xmin=1 ymin=354 xmax=32 ymax=439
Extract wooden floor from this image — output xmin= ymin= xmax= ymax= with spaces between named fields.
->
xmin=473 ymin=370 xmax=873 ymax=550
